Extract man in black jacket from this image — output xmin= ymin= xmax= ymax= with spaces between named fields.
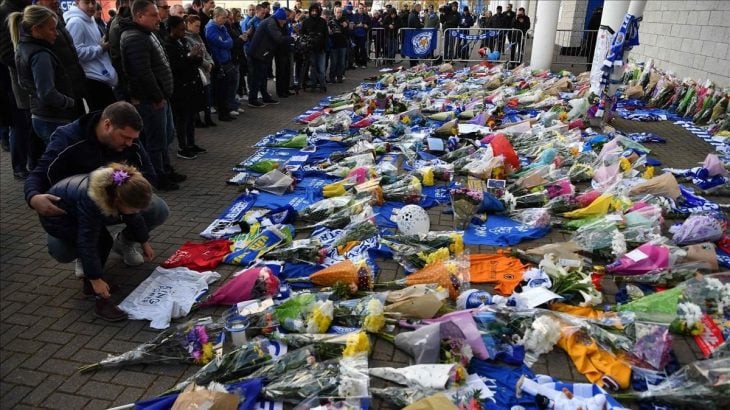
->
xmin=25 ymin=102 xmax=168 ymax=291
xmin=121 ymin=0 xmax=183 ymax=190
xmin=511 ymin=6 xmax=530 ymax=67
xmin=440 ymin=2 xmax=459 ymax=60
xmin=406 ymin=3 xmax=422 ymax=67
xmin=247 ymin=7 xmax=291 ymax=107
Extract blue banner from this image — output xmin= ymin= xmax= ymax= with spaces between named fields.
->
xmin=449 ymin=30 xmax=501 ymax=41
xmin=401 ymin=28 xmax=438 ymax=58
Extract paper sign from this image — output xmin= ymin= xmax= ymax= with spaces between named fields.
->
xmin=558 ymin=258 xmax=582 ymax=268
xmin=427 ymin=138 xmax=445 ymax=151
xmin=514 ymin=287 xmax=563 ymax=309
xmin=625 ymin=249 xmax=649 ymax=262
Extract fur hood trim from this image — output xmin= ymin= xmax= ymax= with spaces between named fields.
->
xmin=87 ymin=167 xmax=118 ymax=217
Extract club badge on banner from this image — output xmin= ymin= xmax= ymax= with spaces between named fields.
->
xmin=402 ymin=28 xmax=439 ymax=58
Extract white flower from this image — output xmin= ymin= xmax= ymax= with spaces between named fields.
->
xmin=677 ymin=302 xmax=703 ymax=327
xmin=521 ymin=315 xmax=562 ymax=356
xmin=611 ymin=230 xmax=627 ymax=257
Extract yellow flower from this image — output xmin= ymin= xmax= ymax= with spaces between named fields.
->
xmin=306 ymin=301 xmax=334 ymax=333
xmin=363 ymin=299 xmax=386 ymax=333
xmin=619 ymin=157 xmax=631 ymax=173
xmin=559 ymin=111 xmax=568 ymax=122
xmin=400 ymin=115 xmax=411 ymax=125
xmin=642 ymin=166 xmax=654 ymax=179
xmin=422 ymin=167 xmax=434 ymax=186
xmin=449 ymin=233 xmax=464 ymax=255
xmin=422 ymin=247 xmax=450 ymax=266
xmin=343 ymin=331 xmax=371 ymax=356
xmin=196 ymin=342 xmax=215 ymax=364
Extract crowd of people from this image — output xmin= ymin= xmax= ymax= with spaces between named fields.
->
xmin=0 ymin=0 xmax=531 ymax=321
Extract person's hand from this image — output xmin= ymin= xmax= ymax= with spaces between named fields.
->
xmin=90 ymin=278 xmax=111 ymax=298
xmin=152 ymin=99 xmax=166 ymax=110
xmin=30 ymin=194 xmax=66 ymax=216
xmin=141 ymin=242 xmax=155 ymax=262
xmin=101 ymin=41 xmax=110 ymax=51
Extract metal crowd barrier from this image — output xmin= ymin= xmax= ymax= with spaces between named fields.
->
xmin=441 ymin=27 xmax=527 ymax=65
xmin=552 ymin=29 xmax=599 ymax=69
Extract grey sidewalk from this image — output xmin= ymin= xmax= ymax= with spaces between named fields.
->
xmin=0 ymin=66 xmax=715 ymax=409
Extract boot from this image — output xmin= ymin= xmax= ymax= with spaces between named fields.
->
xmin=94 ymin=298 xmax=127 ymax=322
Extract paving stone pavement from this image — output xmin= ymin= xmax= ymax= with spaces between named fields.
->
xmin=0 ymin=66 xmax=720 ymax=410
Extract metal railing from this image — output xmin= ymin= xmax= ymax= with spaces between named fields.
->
xmin=442 ymin=27 xmax=527 ymax=65
xmin=552 ymin=29 xmax=599 ymax=69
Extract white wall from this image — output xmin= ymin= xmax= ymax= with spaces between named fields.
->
xmin=631 ymin=0 xmax=730 ymax=87
xmin=556 ymin=0 xmax=589 ymax=47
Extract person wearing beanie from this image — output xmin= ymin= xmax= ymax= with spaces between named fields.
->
xmin=301 ymin=3 xmax=328 ymax=92
xmin=247 ymin=6 xmax=292 ymax=107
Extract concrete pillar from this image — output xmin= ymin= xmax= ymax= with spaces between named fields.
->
xmin=627 ymin=0 xmax=648 ymax=18
xmin=608 ymin=0 xmax=647 ymax=95
xmin=588 ymin=0 xmax=630 ymax=94
xmin=529 ymin=0 xmax=561 ymax=70
xmin=600 ymin=0 xmax=630 ymax=31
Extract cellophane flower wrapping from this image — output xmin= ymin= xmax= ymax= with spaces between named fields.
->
xmin=631 ymin=322 xmax=672 ymax=370
xmin=450 ymin=187 xmax=483 ymax=230
xmin=298 ymin=196 xmax=355 ymax=225
xmin=333 ymin=293 xmax=387 ymax=333
xmin=382 ymin=175 xmax=423 ymax=203
xmin=78 ymin=318 xmax=225 ymax=373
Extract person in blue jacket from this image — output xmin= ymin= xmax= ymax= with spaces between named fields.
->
xmin=349 ymin=3 xmax=370 ymax=67
xmin=41 ymin=162 xmax=154 ymax=321
xmin=205 ymin=6 xmax=237 ymax=121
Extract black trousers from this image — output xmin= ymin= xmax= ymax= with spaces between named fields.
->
xmin=172 ymin=101 xmax=196 ymax=150
xmin=84 ymin=78 xmax=117 ymax=112
xmin=275 ymin=52 xmax=291 ymax=95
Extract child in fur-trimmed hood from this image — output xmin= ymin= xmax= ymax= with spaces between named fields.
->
xmin=40 ymin=162 xmax=155 ymax=321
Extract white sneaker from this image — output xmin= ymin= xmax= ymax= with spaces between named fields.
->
xmin=238 ymin=107 xmax=245 ymax=113
xmin=111 ymin=232 xmax=144 ymax=266
xmin=211 ymin=107 xmax=217 ymax=113
xmin=229 ymin=110 xmax=239 ymax=117
xmin=74 ymin=259 xmax=85 ymax=279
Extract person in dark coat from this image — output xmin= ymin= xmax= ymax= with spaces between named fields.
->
xmin=440 ymin=1 xmax=459 ymax=60
xmin=247 ymin=7 xmax=291 ymax=106
xmin=41 ymin=163 xmax=154 ymax=321
xmin=328 ymin=5 xmax=348 ymax=82
xmin=0 ymin=0 xmax=42 ymax=179
xmin=164 ymin=15 xmax=205 ymax=160
xmin=108 ymin=0 xmax=132 ymax=99
xmin=24 ymin=102 xmax=169 ymax=303
xmin=383 ymin=7 xmax=400 ymax=63
xmin=511 ymin=7 xmax=530 ymax=66
xmin=9 ymin=5 xmax=79 ymax=143
xmin=406 ymin=3 xmax=422 ymax=67
xmin=301 ymin=4 xmax=328 ymax=92
xmin=120 ymin=0 xmax=181 ymax=191
xmin=586 ymin=7 xmax=602 ymax=70
xmin=458 ymin=6 xmax=474 ymax=59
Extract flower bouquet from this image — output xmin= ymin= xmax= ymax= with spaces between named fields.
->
xmin=309 ymin=198 xmax=373 ymax=230
xmin=380 ymin=232 xmax=464 ymax=271
xmin=539 ymin=254 xmax=603 ymax=306
xmin=450 ymin=187 xmax=483 ymax=230
xmin=333 ymin=294 xmax=387 ymax=333
xmin=298 ymin=196 xmax=355 ymax=225
xmin=78 ymin=318 xmax=224 ymax=372
xmin=330 ymin=219 xmax=379 ymax=250
xmin=169 ymin=338 xmax=272 ymax=392
xmin=382 ymin=175 xmax=423 ymax=204
xmin=272 ymin=330 xmax=371 ymax=357
xmin=262 ymin=238 xmax=324 ymax=264
xmin=286 ymin=260 xmax=373 ymax=291
xmin=275 ymin=293 xmax=335 ymax=334
xmin=375 ymin=256 xmax=470 ymax=300
xmin=197 ymin=266 xmax=280 ymax=307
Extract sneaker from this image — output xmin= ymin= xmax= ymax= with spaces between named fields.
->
xmin=229 ymin=110 xmax=239 ymax=117
xmin=248 ymin=100 xmax=265 ymax=108
xmin=74 ymin=259 xmax=85 ymax=279
xmin=218 ymin=114 xmax=234 ymax=121
xmin=262 ymin=98 xmax=279 ymax=105
xmin=94 ymin=298 xmax=127 ymax=322
xmin=238 ymin=107 xmax=245 ymax=113
xmin=111 ymin=232 xmax=144 ymax=266
xmin=210 ymin=107 xmax=217 ymax=113
xmin=168 ymin=170 xmax=187 ymax=183
xmin=191 ymin=145 xmax=207 ymax=154
xmin=177 ymin=149 xmax=198 ymax=160
xmin=13 ymin=170 xmax=29 ymax=180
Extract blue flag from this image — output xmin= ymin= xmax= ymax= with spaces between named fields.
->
xmin=401 ymin=28 xmax=438 ymax=58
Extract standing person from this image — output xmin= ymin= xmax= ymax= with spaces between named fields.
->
xmin=121 ymin=0 xmax=183 ymax=191
xmin=586 ymin=7 xmax=602 ymax=70
xmin=225 ymin=8 xmax=245 ymax=113
xmin=492 ymin=5 xmax=507 ymax=54
xmin=511 ymin=6 xmax=530 ymax=67
xmin=64 ymin=0 xmax=118 ymax=112
xmin=423 ymin=4 xmax=439 ymax=28
xmin=239 ymin=3 xmax=256 ymax=97
xmin=94 ymin=2 xmax=107 ymax=36
xmin=108 ymin=0 xmax=132 ymax=99
xmin=24 ymin=102 xmax=168 ymax=285
xmin=274 ymin=7 xmax=293 ymax=98
xmin=327 ymin=5 xmax=347 ymax=83
xmin=382 ymin=7 xmax=399 ymax=63
xmin=169 ymin=4 xmax=183 ymax=16
xmin=10 ymin=5 xmax=80 ymax=144
xmin=0 ymin=0 xmax=39 ymax=180
xmin=205 ymin=7 xmax=237 ymax=121
xmin=477 ymin=9 xmax=490 ymax=49
xmin=503 ymin=3 xmax=516 ymax=24
xmin=458 ymin=6 xmax=474 ymax=60
xmin=247 ymin=7 xmax=290 ymax=106
xmin=196 ymin=0 xmax=214 ymax=35
xmin=165 ymin=15 xmax=205 ymax=160
xmin=185 ymin=14 xmax=216 ymax=128
xmin=40 ymin=163 xmax=155 ymax=321
xmin=350 ymin=3 xmax=369 ymax=68
xmin=301 ymin=3 xmax=327 ymax=92
xmin=155 ymin=0 xmax=170 ymax=37
xmin=243 ymin=4 xmax=265 ymax=101
xmin=406 ymin=3 xmax=422 ymax=67
xmin=440 ymin=2 xmax=459 ymax=60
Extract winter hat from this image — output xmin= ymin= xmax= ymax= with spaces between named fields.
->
xmin=273 ymin=8 xmax=287 ymax=20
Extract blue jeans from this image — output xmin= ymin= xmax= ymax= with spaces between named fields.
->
xmin=32 ymin=118 xmax=69 ymax=144
xmin=308 ymin=51 xmax=326 ymax=89
xmin=134 ymin=102 xmax=172 ymax=177
xmin=329 ymin=47 xmax=346 ymax=81
xmin=48 ymin=194 xmax=170 ymax=263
